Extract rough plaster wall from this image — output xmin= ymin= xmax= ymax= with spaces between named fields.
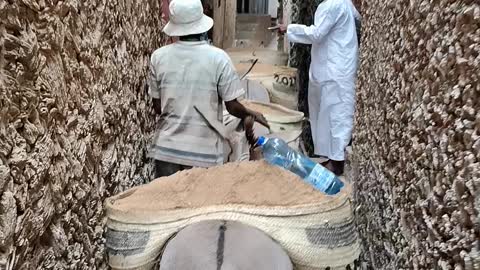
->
xmin=353 ymin=0 xmax=480 ymax=269
xmin=0 ymin=1 xmax=165 ymax=269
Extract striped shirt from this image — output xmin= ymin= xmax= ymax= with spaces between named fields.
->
xmin=147 ymin=41 xmax=244 ymax=168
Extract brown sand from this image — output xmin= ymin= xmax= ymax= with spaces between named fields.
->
xmin=111 ymin=161 xmax=334 ymax=211
xmin=241 ymin=100 xmax=295 ymax=118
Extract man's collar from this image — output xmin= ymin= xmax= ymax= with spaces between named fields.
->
xmin=176 ymin=40 xmax=208 ymax=45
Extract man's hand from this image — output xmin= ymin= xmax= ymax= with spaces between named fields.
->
xmin=269 ymin=24 xmax=287 ymax=34
xmin=244 ymin=116 xmax=256 ymax=146
xmin=250 ymin=111 xmax=270 ymax=129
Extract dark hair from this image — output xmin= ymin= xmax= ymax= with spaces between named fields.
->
xmin=179 ymin=32 xmax=208 ymax=41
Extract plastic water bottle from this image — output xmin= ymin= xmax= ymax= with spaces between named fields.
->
xmin=256 ymin=136 xmax=344 ymax=195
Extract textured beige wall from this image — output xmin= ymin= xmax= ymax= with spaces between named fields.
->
xmin=353 ymin=0 xmax=480 ymax=269
xmin=0 ymin=1 xmax=165 ymax=269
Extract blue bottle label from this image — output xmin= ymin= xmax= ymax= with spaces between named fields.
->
xmin=305 ymin=164 xmax=336 ymax=192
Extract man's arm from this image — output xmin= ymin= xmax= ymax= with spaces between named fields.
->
xmin=225 ymin=99 xmax=269 ymax=128
xmin=285 ymin=4 xmax=338 ymax=44
xmin=153 ymin=98 xmax=162 ymax=115
xmin=217 ymin=54 xmax=269 ymax=129
xmin=148 ymin=53 xmax=162 ymax=115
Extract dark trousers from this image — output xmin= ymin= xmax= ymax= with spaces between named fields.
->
xmin=154 ymin=160 xmax=192 ymax=178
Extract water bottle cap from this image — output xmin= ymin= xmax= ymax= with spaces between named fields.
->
xmin=256 ymin=136 xmax=267 ymax=147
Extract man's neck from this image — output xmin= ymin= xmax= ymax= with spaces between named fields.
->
xmin=179 ymin=33 xmax=206 ymax=42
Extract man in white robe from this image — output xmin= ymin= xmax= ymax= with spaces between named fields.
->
xmin=283 ymin=0 xmax=360 ymax=175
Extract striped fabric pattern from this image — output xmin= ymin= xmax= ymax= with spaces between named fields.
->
xmin=148 ymin=41 xmax=244 ymax=167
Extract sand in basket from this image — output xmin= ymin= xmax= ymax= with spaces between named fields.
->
xmin=109 ymin=161 xmax=344 ymax=214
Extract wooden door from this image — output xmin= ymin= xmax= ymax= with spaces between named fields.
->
xmin=213 ymin=0 xmax=236 ymax=48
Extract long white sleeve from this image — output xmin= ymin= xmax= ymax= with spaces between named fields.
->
xmin=349 ymin=0 xmax=361 ymax=21
xmin=286 ymin=24 xmax=314 ymax=44
xmin=286 ymin=6 xmax=337 ymax=45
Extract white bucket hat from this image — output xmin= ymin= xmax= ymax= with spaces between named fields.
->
xmin=163 ymin=0 xmax=214 ymax=37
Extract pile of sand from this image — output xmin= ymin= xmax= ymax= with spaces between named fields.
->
xmin=110 ymin=161 xmax=336 ymax=211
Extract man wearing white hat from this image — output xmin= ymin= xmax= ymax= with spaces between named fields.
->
xmin=148 ymin=0 xmax=269 ymax=178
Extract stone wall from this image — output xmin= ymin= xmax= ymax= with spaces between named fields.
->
xmin=353 ymin=0 xmax=480 ymax=269
xmin=0 ymin=1 xmax=165 ymax=269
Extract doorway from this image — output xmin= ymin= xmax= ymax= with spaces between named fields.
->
xmin=237 ymin=0 xmax=269 ymax=14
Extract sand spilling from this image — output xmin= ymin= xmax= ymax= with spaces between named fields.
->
xmin=110 ymin=161 xmax=342 ymax=212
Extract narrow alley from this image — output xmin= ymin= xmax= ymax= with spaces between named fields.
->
xmin=0 ymin=0 xmax=479 ymax=269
